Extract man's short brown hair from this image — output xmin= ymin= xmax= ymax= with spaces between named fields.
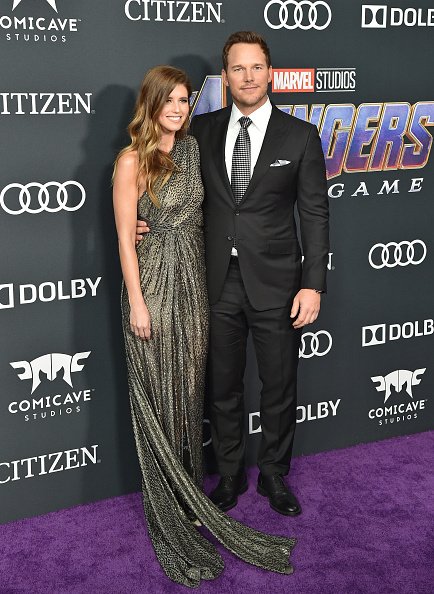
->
xmin=222 ymin=31 xmax=272 ymax=71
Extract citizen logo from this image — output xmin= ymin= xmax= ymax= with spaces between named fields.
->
xmin=124 ymin=1 xmax=224 ymax=23
xmin=0 ymin=445 xmax=99 ymax=484
xmin=0 ymin=93 xmax=93 ymax=115
xmin=1 ymin=0 xmax=81 ymax=44
xmin=299 ymin=330 xmax=332 ymax=358
xmin=272 ymin=68 xmax=356 ymax=93
xmin=264 ymin=0 xmax=332 ymax=31
xmin=0 ymin=277 xmax=102 ymax=310
xmin=361 ymin=5 xmax=434 ymax=28
xmin=0 ymin=181 xmax=86 ymax=215
xmin=249 ymin=399 xmax=341 ymax=432
xmin=10 ymin=352 xmax=91 ymax=394
xmin=371 ymin=368 xmax=426 ymax=404
xmin=368 ymin=240 xmax=427 ymax=269
xmin=362 ymin=319 xmax=434 ymax=347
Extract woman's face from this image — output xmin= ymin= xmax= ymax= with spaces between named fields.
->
xmin=158 ymin=84 xmax=190 ymax=135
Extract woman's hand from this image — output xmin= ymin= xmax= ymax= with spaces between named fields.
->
xmin=130 ymin=301 xmax=151 ymax=340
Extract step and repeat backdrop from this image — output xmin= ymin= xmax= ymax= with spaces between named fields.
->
xmin=0 ymin=0 xmax=433 ymax=523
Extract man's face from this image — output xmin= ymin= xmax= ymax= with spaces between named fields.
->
xmin=222 ymin=43 xmax=272 ymax=115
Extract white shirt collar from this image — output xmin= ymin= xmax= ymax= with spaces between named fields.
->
xmin=229 ymin=97 xmax=272 ymax=133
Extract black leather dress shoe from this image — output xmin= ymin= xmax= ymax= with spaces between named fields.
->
xmin=209 ymin=472 xmax=248 ymax=512
xmin=257 ymin=473 xmax=301 ymax=516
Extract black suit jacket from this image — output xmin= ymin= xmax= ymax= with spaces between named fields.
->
xmin=189 ymin=104 xmax=329 ymax=311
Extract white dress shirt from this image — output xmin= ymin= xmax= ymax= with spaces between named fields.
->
xmin=225 ymin=97 xmax=272 ymax=180
xmin=225 ymin=97 xmax=272 ymax=255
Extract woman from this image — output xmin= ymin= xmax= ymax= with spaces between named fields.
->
xmin=113 ymin=65 xmax=296 ymax=588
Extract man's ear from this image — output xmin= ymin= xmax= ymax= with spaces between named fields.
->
xmin=221 ymin=68 xmax=229 ymax=87
xmin=267 ymin=65 xmax=272 ymax=84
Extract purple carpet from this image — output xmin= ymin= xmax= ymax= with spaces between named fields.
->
xmin=1 ymin=432 xmax=433 ymax=594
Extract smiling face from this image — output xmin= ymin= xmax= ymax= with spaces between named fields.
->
xmin=222 ymin=42 xmax=272 ymax=115
xmin=157 ymin=84 xmax=190 ymax=135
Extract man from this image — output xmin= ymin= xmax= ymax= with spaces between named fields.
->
xmin=137 ymin=31 xmax=329 ymax=516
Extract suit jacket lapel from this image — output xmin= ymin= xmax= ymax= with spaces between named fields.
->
xmin=238 ymin=105 xmax=287 ymax=206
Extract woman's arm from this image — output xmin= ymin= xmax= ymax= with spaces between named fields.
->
xmin=113 ymin=152 xmax=151 ymax=340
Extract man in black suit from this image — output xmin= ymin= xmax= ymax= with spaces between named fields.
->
xmin=138 ymin=31 xmax=329 ymax=516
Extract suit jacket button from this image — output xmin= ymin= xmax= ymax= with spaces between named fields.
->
xmin=227 ymin=236 xmax=233 ymax=241
xmin=234 ymin=210 xmax=240 ymax=215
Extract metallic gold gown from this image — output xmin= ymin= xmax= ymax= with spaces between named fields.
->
xmin=121 ymin=135 xmax=296 ymax=587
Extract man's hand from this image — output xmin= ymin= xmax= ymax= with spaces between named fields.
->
xmin=135 ymin=219 xmax=150 ymax=244
xmin=290 ymin=289 xmax=321 ymax=329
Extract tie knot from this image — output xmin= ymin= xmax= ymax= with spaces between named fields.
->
xmin=239 ymin=116 xmax=252 ymax=129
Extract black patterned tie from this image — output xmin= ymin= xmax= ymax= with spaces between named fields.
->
xmin=231 ymin=116 xmax=252 ymax=204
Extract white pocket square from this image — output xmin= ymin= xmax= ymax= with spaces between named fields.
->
xmin=270 ymin=159 xmax=291 ymax=167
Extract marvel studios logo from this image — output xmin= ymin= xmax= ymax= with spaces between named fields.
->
xmin=272 ymin=68 xmax=356 ymax=93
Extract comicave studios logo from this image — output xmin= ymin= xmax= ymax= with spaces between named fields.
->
xmin=362 ymin=319 xmax=434 ymax=347
xmin=0 ymin=181 xmax=86 ymax=215
xmin=8 ymin=352 xmax=94 ymax=422
xmin=0 ymin=93 xmax=93 ymax=115
xmin=0 ymin=0 xmax=81 ymax=44
xmin=369 ymin=368 xmax=428 ymax=426
xmin=264 ymin=0 xmax=332 ymax=30
xmin=0 ymin=277 xmax=102 ymax=309
xmin=361 ymin=5 xmax=434 ymax=28
xmin=272 ymin=68 xmax=356 ymax=93
xmin=125 ymin=1 xmax=224 ymax=23
xmin=0 ymin=445 xmax=99 ymax=484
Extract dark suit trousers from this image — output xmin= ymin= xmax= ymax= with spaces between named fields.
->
xmin=208 ymin=257 xmax=301 ymax=477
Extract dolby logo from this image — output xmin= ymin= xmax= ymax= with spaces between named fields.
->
xmin=249 ymin=399 xmax=341 ymax=433
xmin=0 ymin=277 xmax=102 ymax=310
xmin=272 ymin=68 xmax=356 ymax=93
xmin=124 ymin=0 xmax=224 ymax=23
xmin=0 ymin=0 xmax=82 ymax=44
xmin=361 ymin=5 xmax=434 ymax=28
xmin=0 ymin=93 xmax=93 ymax=115
xmin=362 ymin=319 xmax=434 ymax=347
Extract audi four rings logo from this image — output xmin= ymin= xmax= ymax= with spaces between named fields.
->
xmin=368 ymin=240 xmax=427 ymax=269
xmin=0 ymin=181 xmax=86 ymax=215
xmin=299 ymin=331 xmax=332 ymax=358
xmin=264 ymin=0 xmax=332 ymax=30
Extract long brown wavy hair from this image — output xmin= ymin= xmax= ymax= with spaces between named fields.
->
xmin=114 ymin=66 xmax=192 ymax=207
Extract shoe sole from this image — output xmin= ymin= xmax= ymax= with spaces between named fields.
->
xmin=215 ymin=482 xmax=248 ymax=513
xmin=257 ymin=484 xmax=302 ymax=516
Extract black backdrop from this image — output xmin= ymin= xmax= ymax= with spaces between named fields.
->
xmin=1 ymin=0 xmax=433 ymax=523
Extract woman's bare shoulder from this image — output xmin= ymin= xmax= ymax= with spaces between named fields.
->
xmin=117 ymin=150 xmax=138 ymax=171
